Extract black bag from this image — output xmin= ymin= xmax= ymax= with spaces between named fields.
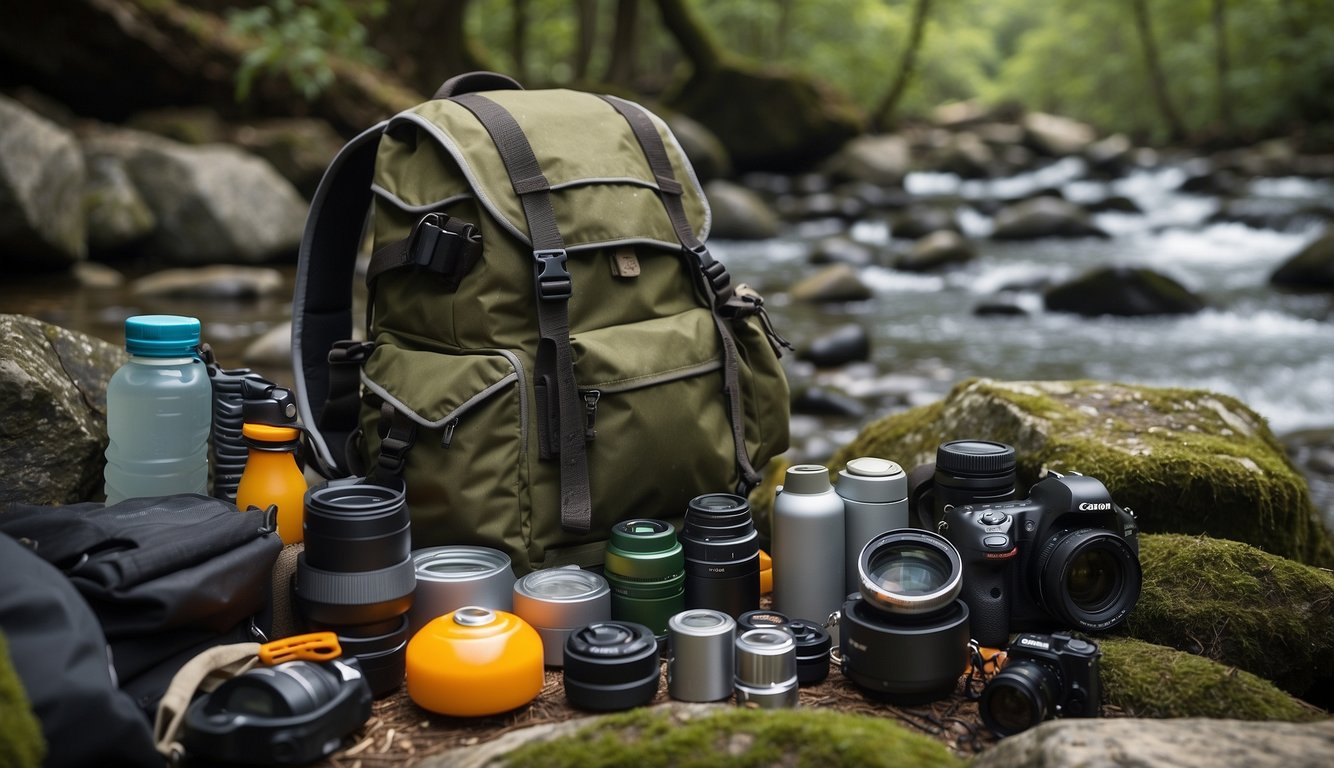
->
xmin=0 ymin=494 xmax=282 ymax=712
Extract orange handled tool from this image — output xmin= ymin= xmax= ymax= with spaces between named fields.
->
xmin=258 ymin=632 xmax=342 ymax=666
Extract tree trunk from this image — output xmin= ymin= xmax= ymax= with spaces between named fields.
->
xmin=653 ymin=0 xmax=725 ymax=75
xmin=512 ymin=0 xmax=529 ymax=83
xmin=1212 ymin=0 xmax=1233 ymax=133
xmin=573 ymin=0 xmax=598 ymax=82
xmin=604 ymin=0 xmax=640 ymax=86
xmin=1130 ymin=0 xmax=1188 ymax=142
xmin=871 ymin=0 xmax=932 ymax=131
xmin=371 ymin=0 xmax=492 ymax=97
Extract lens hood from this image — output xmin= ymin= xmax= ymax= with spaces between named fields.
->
xmin=858 ymin=530 xmax=962 ymax=616
xmin=563 ymin=621 xmax=661 ymax=711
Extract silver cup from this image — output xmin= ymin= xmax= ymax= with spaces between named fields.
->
xmin=668 ymin=609 xmax=736 ymax=702
xmin=409 ymin=546 xmax=515 ymax=634
xmin=513 ymin=566 xmax=611 ymax=667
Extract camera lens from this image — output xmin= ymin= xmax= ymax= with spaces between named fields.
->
xmin=979 ymin=659 xmax=1058 ymax=735
xmin=603 ymin=519 xmax=685 ymax=638
xmin=734 ymin=628 xmax=799 ymax=709
xmin=858 ymin=530 xmax=962 ymax=615
xmin=322 ymin=616 xmax=409 ymax=698
xmin=668 ymin=609 xmax=736 ymax=702
xmin=931 ymin=440 xmax=1017 ymax=524
xmin=681 ymin=494 xmax=760 ymax=619
xmin=1037 ymin=529 xmax=1141 ymax=632
xmin=563 ymin=621 xmax=661 ymax=711
xmin=513 ymin=567 xmax=611 ymax=667
xmin=409 ymin=546 xmax=515 ymax=633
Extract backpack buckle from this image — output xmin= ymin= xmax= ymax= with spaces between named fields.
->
xmin=533 ymin=249 xmax=572 ymax=301
xmin=409 ymin=213 xmax=480 ymax=274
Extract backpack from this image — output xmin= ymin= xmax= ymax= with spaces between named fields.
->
xmin=292 ymin=72 xmax=791 ymax=573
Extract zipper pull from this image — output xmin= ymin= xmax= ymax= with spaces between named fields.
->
xmin=440 ymin=418 xmax=459 ymax=449
xmin=582 ymin=390 xmax=601 ymax=441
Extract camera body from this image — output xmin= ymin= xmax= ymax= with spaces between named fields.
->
xmin=943 ymin=473 xmax=1140 ymax=647
xmin=979 ymin=632 xmax=1101 ymax=735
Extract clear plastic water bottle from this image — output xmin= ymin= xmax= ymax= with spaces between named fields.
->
xmin=103 ymin=315 xmax=212 ymax=504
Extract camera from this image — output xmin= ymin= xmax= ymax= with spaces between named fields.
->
xmin=942 ymin=473 xmax=1141 ymax=647
xmin=979 ymin=632 xmax=1101 ymax=736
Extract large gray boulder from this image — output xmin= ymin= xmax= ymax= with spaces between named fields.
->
xmin=703 ymin=180 xmax=781 ymax=240
xmin=1021 ymin=111 xmax=1097 ymax=157
xmin=992 ymin=196 xmax=1109 ymax=240
xmin=0 ymin=315 xmax=125 ymax=504
xmin=820 ymin=134 xmax=911 ymax=187
xmin=83 ymin=153 xmax=155 ymax=252
xmin=82 ymin=128 xmax=307 ymax=264
xmin=1045 ymin=266 xmax=1204 ymax=317
xmin=0 ymin=95 xmax=86 ymax=270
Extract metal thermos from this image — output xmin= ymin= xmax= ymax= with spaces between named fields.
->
xmin=772 ymin=464 xmax=844 ymax=625
xmin=836 ymin=457 xmax=909 ymax=594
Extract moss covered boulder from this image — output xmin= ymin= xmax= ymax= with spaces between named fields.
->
xmin=823 ymin=379 xmax=1334 ymax=567
xmin=1099 ymin=636 xmax=1324 ymax=721
xmin=1125 ymin=534 xmax=1334 ymax=698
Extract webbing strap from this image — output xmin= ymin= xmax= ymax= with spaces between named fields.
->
xmin=601 ymin=95 xmax=762 ymax=491
xmin=451 ymin=93 xmax=592 ymax=533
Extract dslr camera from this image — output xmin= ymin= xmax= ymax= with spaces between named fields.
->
xmin=942 ymin=472 xmax=1140 ymax=647
xmin=979 ymin=631 xmax=1101 ymax=736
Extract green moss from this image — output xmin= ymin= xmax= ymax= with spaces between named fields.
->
xmin=1100 ymin=636 xmax=1325 ymax=721
xmin=1124 ymin=533 xmax=1334 ymax=696
xmin=501 ymin=707 xmax=962 ymax=768
xmin=0 ymin=634 xmax=45 ymax=768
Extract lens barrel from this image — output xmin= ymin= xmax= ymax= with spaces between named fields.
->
xmin=604 ymin=519 xmax=685 ymax=638
xmin=978 ymin=659 xmax=1058 ymax=735
xmin=933 ymin=440 xmax=1017 ymax=521
xmin=1037 ymin=529 xmax=1142 ymax=632
xmin=734 ymin=628 xmax=799 ymax=709
xmin=667 ymin=609 xmax=736 ymax=702
xmin=409 ymin=546 xmax=515 ymax=633
xmin=563 ymin=621 xmax=661 ymax=711
xmin=513 ymin=567 xmax=611 ymax=667
xmin=681 ymin=494 xmax=760 ymax=619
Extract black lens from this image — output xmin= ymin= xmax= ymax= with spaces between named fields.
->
xmin=787 ymin=619 xmax=831 ymax=686
xmin=682 ymin=494 xmax=760 ymax=619
xmin=933 ymin=440 xmax=1017 ymax=518
xmin=563 ymin=621 xmax=661 ymax=711
xmin=1038 ymin=529 xmax=1141 ymax=632
xmin=839 ymin=595 xmax=971 ymax=704
xmin=979 ymin=660 xmax=1057 ymax=736
xmin=858 ymin=530 xmax=962 ymax=615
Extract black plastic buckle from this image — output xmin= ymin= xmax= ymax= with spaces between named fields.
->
xmin=328 ymin=340 xmax=374 ymax=364
xmin=408 ymin=213 xmax=478 ymax=273
xmin=533 ymin=249 xmax=572 ymax=301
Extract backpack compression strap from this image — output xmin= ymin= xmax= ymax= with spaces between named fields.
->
xmin=291 ymin=121 xmax=387 ymax=477
xmin=450 ymin=92 xmax=594 ymax=535
xmin=600 ymin=95 xmax=763 ymax=492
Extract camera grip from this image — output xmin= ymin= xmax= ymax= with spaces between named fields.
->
xmin=960 ymin=563 xmax=1010 ymax=647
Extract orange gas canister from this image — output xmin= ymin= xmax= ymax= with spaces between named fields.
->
xmin=406 ymin=607 xmax=544 ymax=717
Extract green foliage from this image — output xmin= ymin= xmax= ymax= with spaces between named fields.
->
xmin=227 ymin=0 xmax=386 ymax=102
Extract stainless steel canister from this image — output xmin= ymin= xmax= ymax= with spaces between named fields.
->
xmin=512 ymin=566 xmax=611 ymax=667
xmin=734 ymin=627 xmax=799 ymax=709
xmin=836 ymin=457 xmax=909 ymax=595
xmin=409 ymin=546 xmax=515 ymax=634
xmin=667 ymin=609 xmax=736 ymax=702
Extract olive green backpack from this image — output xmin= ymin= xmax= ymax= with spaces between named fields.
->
xmin=292 ymin=72 xmax=790 ymax=572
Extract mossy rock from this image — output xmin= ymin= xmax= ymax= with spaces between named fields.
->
xmin=1099 ymin=636 xmax=1325 ymax=721
xmin=813 ymin=379 xmax=1334 ymax=567
xmin=1125 ymin=534 xmax=1334 ymax=698
xmin=499 ymin=706 xmax=963 ymax=768
xmin=0 ymin=633 xmax=45 ymax=768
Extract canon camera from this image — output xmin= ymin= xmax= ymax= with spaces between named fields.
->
xmin=941 ymin=473 xmax=1141 ymax=647
xmin=979 ymin=631 xmax=1102 ymax=736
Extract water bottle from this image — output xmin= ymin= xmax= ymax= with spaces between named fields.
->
xmin=103 ymin=315 xmax=211 ymax=504
xmin=836 ymin=457 xmax=909 ymax=594
xmin=235 ymin=379 xmax=307 ymax=545
xmin=771 ymin=464 xmax=844 ymax=624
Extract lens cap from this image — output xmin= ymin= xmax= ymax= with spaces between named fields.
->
xmin=563 ymin=621 xmax=660 ymax=711
xmin=936 ymin=440 xmax=1016 ymax=476
xmin=787 ymin=620 xmax=832 ymax=686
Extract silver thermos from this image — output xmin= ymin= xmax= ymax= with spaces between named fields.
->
xmin=772 ymin=464 xmax=845 ymax=624
xmin=836 ymin=457 xmax=910 ymax=594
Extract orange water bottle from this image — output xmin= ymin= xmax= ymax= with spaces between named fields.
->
xmin=235 ymin=379 xmax=307 ymax=544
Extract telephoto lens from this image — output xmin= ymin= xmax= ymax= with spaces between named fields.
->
xmin=512 ymin=567 xmax=611 ymax=667
xmin=734 ymin=628 xmax=799 ymax=709
xmin=836 ymin=457 xmax=909 ymax=595
xmin=787 ymin=620 xmax=831 ymax=686
xmin=603 ymin=519 xmax=685 ymax=639
xmin=406 ymin=607 xmax=544 ymax=717
xmin=680 ymin=493 xmax=761 ymax=619
xmin=840 ymin=529 xmax=971 ymax=704
xmin=293 ymin=477 xmax=415 ymax=697
xmin=408 ymin=546 xmax=515 ymax=634
xmin=563 ymin=621 xmax=661 ymax=711
xmin=929 ymin=440 xmax=1017 ymax=526
xmin=667 ymin=609 xmax=736 ymax=702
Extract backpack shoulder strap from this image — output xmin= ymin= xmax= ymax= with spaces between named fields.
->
xmin=292 ymin=121 xmax=387 ymax=477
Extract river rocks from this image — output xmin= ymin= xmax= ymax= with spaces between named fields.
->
xmin=789 ymin=263 xmax=874 ymax=303
xmin=820 ymin=134 xmax=911 ymax=187
xmin=1044 ymin=267 xmax=1204 ymax=316
xmin=0 ymin=314 xmax=125 ymax=504
xmin=1022 ymin=112 xmax=1097 ymax=157
xmin=130 ymin=265 xmax=286 ymax=300
xmin=231 ymin=118 xmax=344 ymax=200
xmin=811 ymin=235 xmax=879 ymax=267
xmin=1270 ymin=231 xmax=1334 ymax=290
xmin=1125 ymin=534 xmax=1334 ymax=699
xmin=898 ymin=230 xmax=976 ymax=272
xmin=888 ymin=205 xmax=961 ymax=240
xmin=827 ymin=379 xmax=1334 ymax=566
xmin=703 ymin=180 xmax=781 ymax=240
xmin=242 ymin=322 xmax=294 ymax=368
xmin=664 ymin=112 xmax=730 ymax=183
xmin=793 ymin=386 xmax=868 ymax=418
xmin=0 ymin=95 xmax=86 ymax=270
xmin=973 ymin=717 xmax=1332 ymax=768
xmin=991 ymin=197 xmax=1108 ymax=240
xmin=798 ymin=323 xmax=872 ymax=368
xmin=83 ymin=154 xmax=155 ymax=252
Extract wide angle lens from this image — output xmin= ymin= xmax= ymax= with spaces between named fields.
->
xmin=1038 ymin=529 xmax=1141 ymax=632
xmin=857 ymin=530 xmax=962 ymax=615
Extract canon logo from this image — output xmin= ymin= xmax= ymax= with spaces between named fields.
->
xmin=1078 ymin=502 xmax=1112 ymax=511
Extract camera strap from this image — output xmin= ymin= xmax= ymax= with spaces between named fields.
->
xmin=961 ymin=639 xmax=1007 ymax=700
xmin=154 ymin=642 xmax=261 ymax=764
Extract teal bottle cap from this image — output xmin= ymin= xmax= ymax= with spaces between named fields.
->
xmin=124 ymin=315 xmax=201 ymax=357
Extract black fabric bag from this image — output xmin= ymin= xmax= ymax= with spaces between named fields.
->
xmin=0 ymin=494 xmax=282 ymax=712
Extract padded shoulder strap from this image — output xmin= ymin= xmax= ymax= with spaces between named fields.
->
xmin=292 ymin=121 xmax=386 ymax=477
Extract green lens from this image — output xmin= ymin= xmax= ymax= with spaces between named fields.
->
xmin=604 ymin=518 xmax=684 ymax=636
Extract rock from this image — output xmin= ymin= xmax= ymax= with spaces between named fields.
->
xmin=231 ymin=118 xmax=345 ymax=200
xmin=0 ymin=314 xmax=126 ymax=504
xmin=1084 ymin=194 xmax=1142 ymax=214
xmin=1021 ymin=112 xmax=1097 ymax=157
xmin=778 ymin=191 xmax=865 ymax=221
xmin=82 ymin=128 xmax=307 ymax=264
xmin=703 ymin=180 xmax=781 ymax=240
xmin=126 ymin=106 xmax=229 ymax=145
xmin=243 ymin=322 xmax=294 ymax=368
xmin=931 ymin=100 xmax=992 ymax=128
xmin=820 ymin=134 xmax=911 ymax=187
xmin=825 ymin=379 xmax=1334 ymax=567
xmin=973 ymin=717 xmax=1332 ymax=768
xmin=793 ymin=386 xmax=868 ymax=418
xmin=1283 ymin=428 xmax=1334 ymax=533
xmin=887 ymin=205 xmax=961 ymax=240
xmin=1212 ymin=198 xmax=1334 ymax=232
xmin=798 ymin=324 xmax=871 ymax=368
xmin=898 ymin=230 xmax=976 ymax=272
xmin=130 ymin=266 xmax=286 ymax=300
xmin=663 ymin=112 xmax=731 ymax=183
xmin=82 ymin=154 xmax=155 ymax=252
xmin=1044 ymin=266 xmax=1204 ymax=316
xmin=973 ymin=297 xmax=1029 ymax=317
xmin=71 ymin=262 xmax=125 ymax=290
xmin=1270 ymin=231 xmax=1334 ymax=290
xmin=1178 ymin=166 xmax=1245 ymax=196
xmin=789 ymin=264 xmax=874 ymax=303
xmin=931 ymin=132 xmax=996 ymax=179
xmin=0 ymin=94 xmax=86 ymax=270
xmin=991 ymin=197 xmax=1109 ymax=240
xmin=1084 ymin=133 xmax=1134 ymax=177
xmin=1125 ymin=534 xmax=1334 ymax=698
xmin=810 ymin=236 xmax=879 ymax=268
